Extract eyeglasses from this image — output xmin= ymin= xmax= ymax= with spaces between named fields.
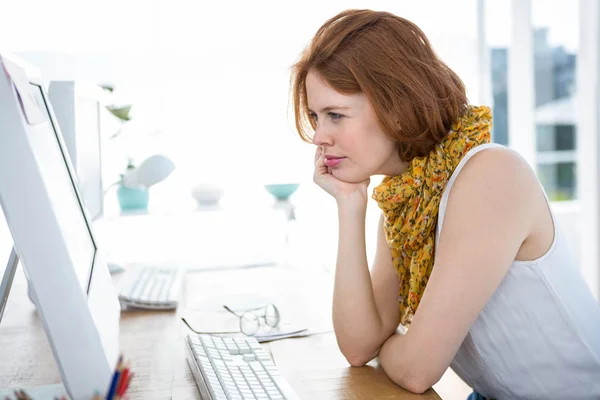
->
xmin=182 ymin=304 xmax=281 ymax=337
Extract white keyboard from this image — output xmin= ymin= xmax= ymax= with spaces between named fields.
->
xmin=186 ymin=334 xmax=300 ymax=400
xmin=118 ymin=267 xmax=184 ymax=310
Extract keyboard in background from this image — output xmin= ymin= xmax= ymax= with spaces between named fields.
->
xmin=186 ymin=333 xmax=300 ymax=400
xmin=118 ymin=267 xmax=184 ymax=310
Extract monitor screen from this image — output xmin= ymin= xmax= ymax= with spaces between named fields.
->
xmin=28 ymin=82 xmax=96 ymax=293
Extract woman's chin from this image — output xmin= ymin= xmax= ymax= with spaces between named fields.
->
xmin=331 ymin=168 xmax=369 ymax=184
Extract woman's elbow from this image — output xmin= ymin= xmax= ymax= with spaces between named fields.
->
xmin=336 ymin=340 xmax=379 ymax=367
xmin=340 ymin=345 xmax=378 ymax=367
xmin=398 ymin=377 xmax=430 ymax=395
xmin=383 ymin=363 xmax=434 ymax=394
xmin=345 ymin=353 xmax=372 ymax=367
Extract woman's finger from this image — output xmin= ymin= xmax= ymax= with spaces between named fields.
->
xmin=314 ymin=145 xmax=324 ymax=164
xmin=314 ymin=155 xmax=328 ymax=175
xmin=313 ymin=150 xmax=330 ymax=183
xmin=314 ymin=149 xmax=328 ymax=179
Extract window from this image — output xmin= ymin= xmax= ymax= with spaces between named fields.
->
xmin=487 ymin=0 xmax=578 ymax=201
xmin=532 ymin=0 xmax=578 ymax=201
xmin=485 ymin=0 xmax=510 ymax=145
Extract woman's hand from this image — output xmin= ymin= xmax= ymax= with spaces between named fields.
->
xmin=313 ymin=146 xmax=370 ymax=207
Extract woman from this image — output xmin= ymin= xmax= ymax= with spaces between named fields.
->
xmin=290 ymin=9 xmax=600 ymax=400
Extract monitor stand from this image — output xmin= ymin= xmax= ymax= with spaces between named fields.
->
xmin=0 ymin=246 xmax=18 ymax=324
xmin=1 ymin=246 xmax=36 ymax=311
xmin=0 ymin=247 xmax=68 ymax=399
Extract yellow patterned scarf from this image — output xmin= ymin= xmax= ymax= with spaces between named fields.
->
xmin=372 ymin=105 xmax=492 ymax=327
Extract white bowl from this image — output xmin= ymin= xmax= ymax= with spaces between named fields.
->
xmin=191 ymin=183 xmax=224 ymax=205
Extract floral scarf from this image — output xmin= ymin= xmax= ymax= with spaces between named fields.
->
xmin=372 ymin=105 xmax=492 ymax=326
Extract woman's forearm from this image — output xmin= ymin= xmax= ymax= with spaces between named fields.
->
xmin=332 ymin=201 xmax=387 ymax=364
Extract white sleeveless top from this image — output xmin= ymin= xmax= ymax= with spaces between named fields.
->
xmin=435 ymin=143 xmax=600 ymax=399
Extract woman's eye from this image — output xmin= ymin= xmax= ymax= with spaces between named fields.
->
xmin=309 ymin=113 xmax=318 ymax=122
xmin=329 ymin=112 xmax=343 ymax=120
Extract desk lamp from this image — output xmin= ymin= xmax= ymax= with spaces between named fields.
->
xmin=121 ymin=154 xmax=176 ymax=188
xmin=115 ymin=154 xmax=176 ymax=212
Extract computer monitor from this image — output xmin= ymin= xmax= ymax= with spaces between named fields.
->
xmin=0 ymin=54 xmax=120 ymax=399
xmin=48 ymin=81 xmax=105 ymax=221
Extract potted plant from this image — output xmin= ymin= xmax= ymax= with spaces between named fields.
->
xmin=101 ymin=86 xmax=175 ymax=212
xmin=116 ymin=159 xmax=150 ymax=211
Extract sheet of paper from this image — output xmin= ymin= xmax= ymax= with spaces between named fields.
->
xmin=253 ymin=327 xmax=308 ymax=343
xmin=211 ymin=319 xmax=309 ymax=343
xmin=254 ymin=328 xmax=334 ymax=343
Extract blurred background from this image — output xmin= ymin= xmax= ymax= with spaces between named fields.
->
xmin=0 ymin=0 xmax=597 ymax=297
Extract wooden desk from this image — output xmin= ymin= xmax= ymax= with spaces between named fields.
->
xmin=0 ymin=262 xmax=441 ymax=399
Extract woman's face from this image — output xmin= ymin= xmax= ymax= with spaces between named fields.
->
xmin=306 ymin=70 xmax=407 ymax=183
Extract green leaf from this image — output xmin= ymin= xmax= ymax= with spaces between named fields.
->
xmin=100 ymin=84 xmax=115 ymax=92
xmin=107 ymin=105 xmax=133 ymax=122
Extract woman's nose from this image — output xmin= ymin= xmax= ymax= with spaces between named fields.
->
xmin=312 ymin=125 xmax=333 ymax=146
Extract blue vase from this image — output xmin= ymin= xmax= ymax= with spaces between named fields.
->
xmin=264 ymin=183 xmax=300 ymax=201
xmin=117 ymin=185 xmax=149 ymax=211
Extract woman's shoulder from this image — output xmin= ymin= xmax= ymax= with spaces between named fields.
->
xmin=465 ymin=144 xmax=526 ymax=168
xmin=446 ymin=144 xmax=542 ymax=228
xmin=457 ymin=145 xmax=539 ymax=193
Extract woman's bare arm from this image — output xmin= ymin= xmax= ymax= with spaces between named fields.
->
xmin=332 ymin=198 xmax=400 ymax=366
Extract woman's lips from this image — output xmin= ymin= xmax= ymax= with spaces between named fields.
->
xmin=324 ymin=157 xmax=345 ymax=167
